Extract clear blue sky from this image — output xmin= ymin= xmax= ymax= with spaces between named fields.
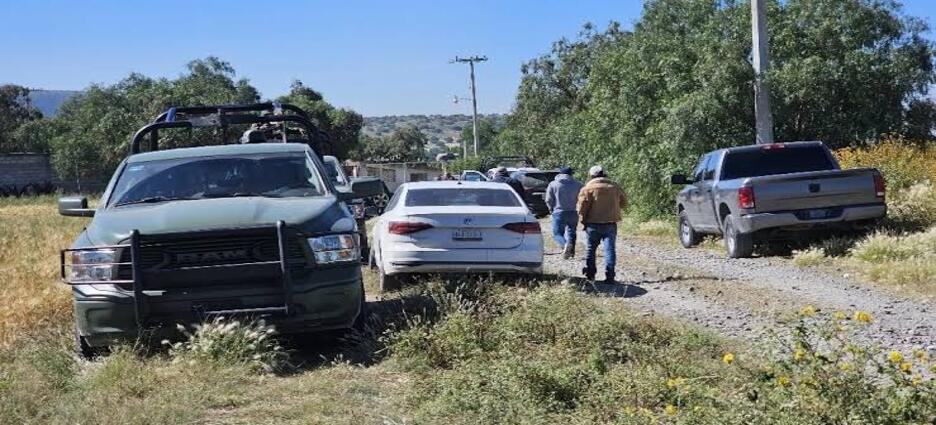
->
xmin=2 ymin=1 xmax=934 ymax=116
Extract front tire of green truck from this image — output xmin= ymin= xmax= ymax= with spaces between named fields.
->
xmin=75 ymin=331 xmax=103 ymax=360
xmin=723 ymin=216 xmax=754 ymax=258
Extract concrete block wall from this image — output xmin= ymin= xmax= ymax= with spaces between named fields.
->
xmin=0 ymin=154 xmax=55 ymax=186
xmin=0 ymin=154 xmax=106 ymax=193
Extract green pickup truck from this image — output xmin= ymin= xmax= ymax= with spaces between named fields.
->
xmin=59 ymin=103 xmax=381 ymax=358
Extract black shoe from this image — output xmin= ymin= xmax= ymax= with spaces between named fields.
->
xmin=604 ymin=275 xmax=616 ymax=284
xmin=582 ymin=267 xmax=595 ymax=281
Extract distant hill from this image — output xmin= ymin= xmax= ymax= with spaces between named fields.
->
xmin=363 ymin=114 xmax=505 ymax=152
xmin=27 ymin=89 xmax=80 ymax=117
xmin=19 ymin=89 xmax=505 ymax=145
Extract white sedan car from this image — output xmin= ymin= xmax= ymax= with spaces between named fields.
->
xmin=371 ymin=181 xmax=543 ymax=292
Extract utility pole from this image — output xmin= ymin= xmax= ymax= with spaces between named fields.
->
xmin=451 ymin=55 xmax=488 ymax=157
xmin=751 ymin=0 xmax=774 ymax=145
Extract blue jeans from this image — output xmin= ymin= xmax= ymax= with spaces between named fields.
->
xmin=551 ymin=211 xmax=578 ymax=247
xmin=584 ymin=223 xmax=617 ymax=279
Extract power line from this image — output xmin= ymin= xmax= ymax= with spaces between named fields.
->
xmin=451 ymin=55 xmax=488 ymax=157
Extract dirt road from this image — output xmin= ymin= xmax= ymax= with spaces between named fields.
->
xmin=542 ymin=234 xmax=936 ymax=352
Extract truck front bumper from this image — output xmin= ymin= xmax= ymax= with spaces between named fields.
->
xmin=736 ymin=204 xmax=886 ymax=234
xmin=74 ymin=266 xmax=363 ymax=348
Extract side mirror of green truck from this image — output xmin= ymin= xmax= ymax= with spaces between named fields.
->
xmin=59 ymin=196 xmax=95 ymax=217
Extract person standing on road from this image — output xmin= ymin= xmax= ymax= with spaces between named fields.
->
xmin=491 ymin=167 xmax=524 ymax=198
xmin=545 ymin=166 xmax=583 ymax=259
xmin=577 ymin=165 xmax=628 ymax=283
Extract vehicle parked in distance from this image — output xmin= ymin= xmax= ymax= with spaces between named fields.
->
xmin=460 ymin=170 xmax=489 ymax=182
xmin=59 ymin=103 xmax=382 ymax=358
xmin=481 ymin=155 xmax=536 ymax=171
xmin=508 ymin=169 xmax=560 ymax=218
xmin=671 ymin=141 xmax=886 ymax=258
xmin=370 ymin=181 xmax=543 ymax=292
xmin=323 ymin=155 xmax=381 ymax=260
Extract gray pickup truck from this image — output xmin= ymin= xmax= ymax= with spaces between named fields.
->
xmin=671 ymin=141 xmax=886 ymax=258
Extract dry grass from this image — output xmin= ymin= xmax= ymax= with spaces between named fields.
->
xmin=2 ymin=197 xmax=934 ymax=424
xmin=835 ymin=139 xmax=936 ymax=191
xmin=0 ymin=196 xmax=89 ymax=347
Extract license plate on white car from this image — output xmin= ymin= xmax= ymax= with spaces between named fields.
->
xmin=452 ymin=228 xmax=482 ymax=241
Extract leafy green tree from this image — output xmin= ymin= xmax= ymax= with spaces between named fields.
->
xmin=359 ymin=125 xmax=427 ymax=162
xmin=10 ymin=118 xmax=59 ymax=153
xmin=496 ymin=0 xmax=936 ymax=217
xmin=0 ymin=85 xmax=43 ymax=152
xmin=47 ymin=57 xmax=260 ymax=183
xmin=277 ymin=80 xmax=362 ymax=160
xmin=459 ymin=117 xmax=499 ymax=154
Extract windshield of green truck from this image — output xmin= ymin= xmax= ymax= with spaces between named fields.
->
xmin=109 ymin=153 xmax=327 ymax=207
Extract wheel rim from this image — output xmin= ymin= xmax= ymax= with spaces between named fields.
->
xmin=373 ymin=192 xmax=389 ymax=209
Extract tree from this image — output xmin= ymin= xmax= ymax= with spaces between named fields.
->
xmin=496 ymin=0 xmax=936 ymax=217
xmin=47 ymin=57 xmax=262 ymax=182
xmin=459 ymin=117 xmax=499 ymax=154
xmin=359 ymin=125 xmax=427 ymax=162
xmin=0 ymin=85 xmax=42 ymax=152
xmin=278 ymin=80 xmax=362 ymax=160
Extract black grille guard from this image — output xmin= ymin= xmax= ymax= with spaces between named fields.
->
xmin=61 ymin=221 xmax=296 ymax=326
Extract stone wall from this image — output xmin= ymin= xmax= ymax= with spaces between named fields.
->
xmin=0 ymin=154 xmax=55 ymax=187
xmin=0 ymin=154 xmax=105 ymax=193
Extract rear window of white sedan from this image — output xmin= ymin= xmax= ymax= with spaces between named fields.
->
xmin=405 ymin=188 xmax=522 ymax=207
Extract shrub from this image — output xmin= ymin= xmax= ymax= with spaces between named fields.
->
xmin=887 ymin=181 xmax=936 ymax=230
xmin=835 ymin=139 xmax=936 ymax=191
xmin=390 ymin=284 xmax=936 ymax=424
xmin=848 ymin=227 xmax=936 ymax=294
xmin=167 ymin=317 xmax=287 ymax=374
xmin=792 ymin=248 xmax=826 ymax=267
xmin=851 ymin=227 xmax=936 ymax=263
xmin=618 ymin=216 xmax=676 ymax=239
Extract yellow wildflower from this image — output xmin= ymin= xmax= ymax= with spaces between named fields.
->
xmin=900 ymin=362 xmax=913 ymax=374
xmin=723 ymin=352 xmax=735 ymax=365
xmin=854 ymin=311 xmax=873 ymax=323
xmin=838 ymin=362 xmax=853 ymax=372
xmin=911 ymin=375 xmax=923 ymax=386
xmin=799 ymin=305 xmax=817 ymax=317
xmin=833 ymin=311 xmax=847 ymax=321
xmin=913 ymin=349 xmax=929 ymax=362
xmin=667 ymin=377 xmax=685 ymax=388
xmin=794 ymin=348 xmax=806 ymax=361
xmin=777 ymin=375 xmax=791 ymax=387
xmin=665 ymin=404 xmax=678 ymax=416
xmin=888 ymin=351 xmax=904 ymax=364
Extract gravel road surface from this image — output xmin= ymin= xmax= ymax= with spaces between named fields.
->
xmin=542 ymin=232 xmax=936 ymax=352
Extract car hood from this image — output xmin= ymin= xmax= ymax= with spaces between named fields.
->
xmin=84 ymin=196 xmax=352 ymax=246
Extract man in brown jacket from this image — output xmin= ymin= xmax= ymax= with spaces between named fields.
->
xmin=577 ymin=165 xmax=628 ymax=283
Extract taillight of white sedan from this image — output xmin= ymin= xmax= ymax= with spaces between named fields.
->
xmin=371 ymin=181 xmax=544 ymax=292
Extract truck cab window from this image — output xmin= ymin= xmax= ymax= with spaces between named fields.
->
xmin=702 ymin=153 xmax=718 ymax=181
xmin=692 ymin=154 xmax=709 ymax=182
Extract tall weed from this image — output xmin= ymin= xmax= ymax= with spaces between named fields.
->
xmin=835 ymin=139 xmax=936 ymax=191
